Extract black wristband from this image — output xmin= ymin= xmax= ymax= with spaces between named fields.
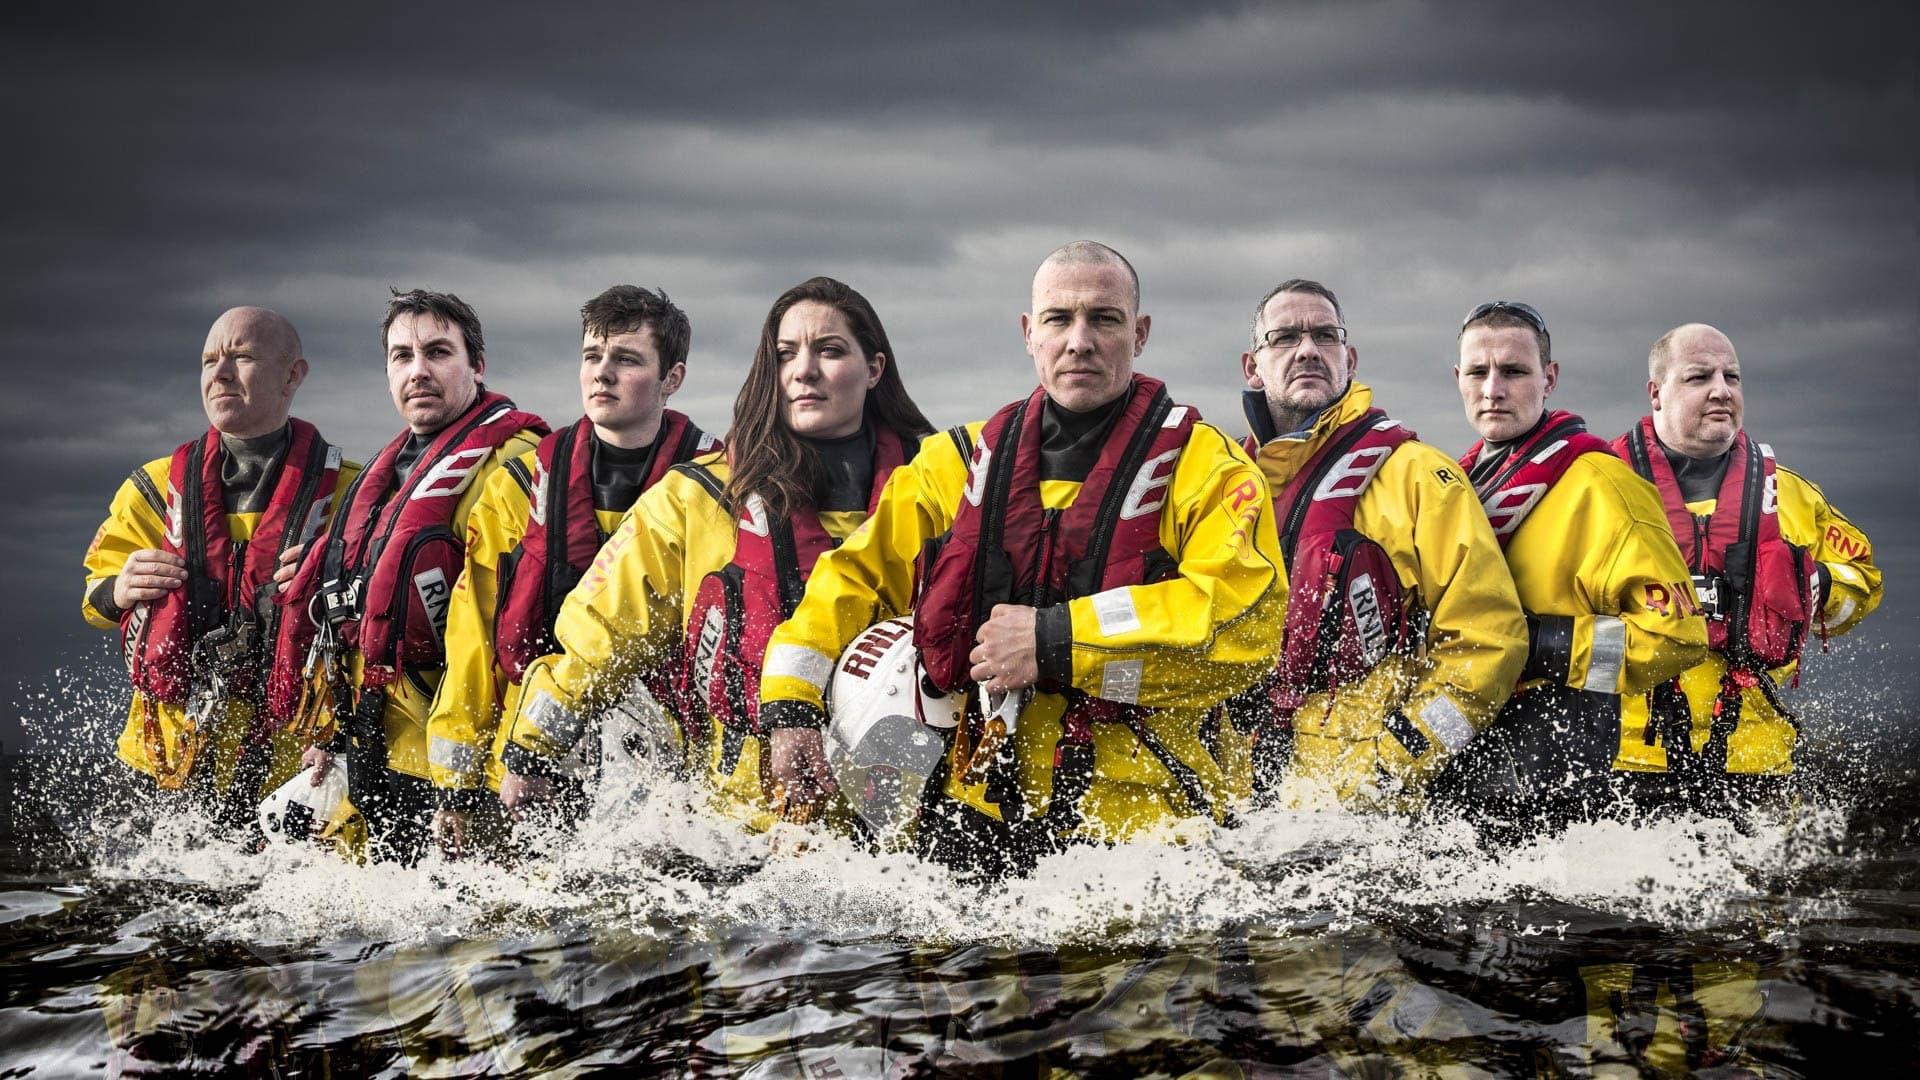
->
xmin=760 ymin=699 xmax=827 ymax=730
xmin=1521 ymin=613 xmax=1575 ymax=684
xmin=1815 ymin=563 xmax=1833 ymax=612
xmin=500 ymin=742 xmax=559 ymax=779
xmin=1034 ymin=604 xmax=1073 ymax=687
xmin=90 ymin=577 xmax=125 ymax=623
xmin=436 ymin=786 xmax=491 ymax=812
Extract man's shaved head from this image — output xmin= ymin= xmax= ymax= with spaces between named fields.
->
xmin=200 ymin=306 xmax=307 ymax=437
xmin=1648 ymin=322 xmax=1735 ymax=382
xmin=1035 ymin=240 xmax=1140 ymax=312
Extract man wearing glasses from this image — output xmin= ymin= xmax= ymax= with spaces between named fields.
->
xmin=1609 ymin=323 xmax=1881 ymax=811
xmin=1232 ymin=279 xmax=1526 ymax=811
xmin=1428 ymin=301 xmax=1705 ymax=836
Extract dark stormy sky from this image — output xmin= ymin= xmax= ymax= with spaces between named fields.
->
xmin=3 ymin=2 xmax=1914 ymax=748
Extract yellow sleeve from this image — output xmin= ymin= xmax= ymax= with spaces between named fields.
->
xmin=81 ymin=458 xmax=171 ymax=630
xmin=425 ymin=456 xmax=532 ymax=789
xmin=1062 ymin=422 xmax=1285 ymax=709
xmin=507 ymin=466 xmax=719 ymax=759
xmin=1779 ymin=468 xmax=1881 ymax=636
xmin=1561 ymin=455 xmax=1708 ymax=696
xmin=759 ymin=430 xmax=967 ymax=713
xmin=1379 ymin=445 xmax=1530 ymax=771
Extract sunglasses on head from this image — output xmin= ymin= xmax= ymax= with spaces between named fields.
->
xmin=1462 ymin=300 xmax=1549 ymax=340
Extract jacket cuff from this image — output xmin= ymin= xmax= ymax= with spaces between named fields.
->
xmin=436 ymin=786 xmax=492 ymax=812
xmin=1815 ymin=562 xmax=1834 ymax=613
xmin=89 ymin=577 xmax=125 ymax=623
xmin=761 ymin=699 xmax=826 ymax=730
xmin=501 ymin=742 xmax=558 ymax=779
xmin=1521 ymin=613 xmax=1574 ymax=685
xmin=1035 ymin=604 xmax=1073 ymax=687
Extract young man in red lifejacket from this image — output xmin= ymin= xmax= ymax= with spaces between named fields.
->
xmin=1425 ymin=301 xmax=1706 ymax=838
xmin=1612 ymin=323 xmax=1881 ymax=810
xmin=1232 ymin=279 xmax=1528 ymax=812
xmin=83 ymin=307 xmax=360 ymax=828
xmin=267 ymin=290 xmax=547 ymax=863
xmin=423 ymin=285 xmax=717 ymax=857
xmin=757 ymin=243 xmax=1288 ymax=878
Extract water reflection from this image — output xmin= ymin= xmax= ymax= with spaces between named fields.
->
xmin=57 ymin=912 xmax=1823 ymax=1076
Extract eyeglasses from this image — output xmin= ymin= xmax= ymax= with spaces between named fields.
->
xmin=1260 ymin=325 xmax=1347 ymax=350
xmin=1461 ymin=300 xmax=1550 ymax=342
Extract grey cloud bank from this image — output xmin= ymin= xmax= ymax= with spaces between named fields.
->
xmin=3 ymin=1 xmax=1913 ymax=744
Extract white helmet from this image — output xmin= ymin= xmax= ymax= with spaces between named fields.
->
xmin=258 ymin=758 xmax=353 ymax=845
xmin=827 ymin=616 xmax=958 ymax=840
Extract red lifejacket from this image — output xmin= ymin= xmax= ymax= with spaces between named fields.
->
xmin=123 ymin=420 xmax=342 ymax=706
xmin=494 ymin=411 xmax=717 ymax=684
xmin=1459 ymin=410 xmax=1613 ymax=548
xmin=916 ymin=377 xmax=1196 ymax=731
xmin=1254 ymin=409 xmax=1419 ymax=718
xmin=680 ymin=426 xmax=909 ymax=757
xmin=1615 ymin=417 xmax=1811 ymax=669
xmin=266 ymin=391 xmax=548 ymax=720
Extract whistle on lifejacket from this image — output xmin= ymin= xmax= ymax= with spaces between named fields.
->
xmin=961 ymin=687 xmax=1024 ymax=786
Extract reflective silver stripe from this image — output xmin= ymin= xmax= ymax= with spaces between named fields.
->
xmin=523 ymin=689 xmax=584 ymax=749
xmin=428 ymin=736 xmax=479 ymax=776
xmin=1827 ymin=561 xmax=1864 ymax=588
xmin=1419 ymin=695 xmax=1475 ymax=754
xmin=1583 ymin=616 xmax=1626 ymax=695
xmin=1101 ymin=659 xmax=1144 ymax=705
xmin=1829 ymin=596 xmax=1857 ymax=626
xmin=765 ymin=644 xmax=835 ymax=690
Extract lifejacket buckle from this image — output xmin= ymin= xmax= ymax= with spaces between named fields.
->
xmin=1691 ymin=573 xmax=1727 ymax=620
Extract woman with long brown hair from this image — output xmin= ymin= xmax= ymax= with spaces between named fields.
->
xmin=494 ymin=276 xmax=933 ymax=825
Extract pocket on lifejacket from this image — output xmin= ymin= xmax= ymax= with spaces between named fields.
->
xmin=1323 ymin=529 xmax=1414 ymax=686
xmin=388 ymin=526 xmax=460 ymax=672
xmin=1746 ymin=541 xmax=1811 ymax=668
xmin=684 ymin=564 xmax=752 ymax=736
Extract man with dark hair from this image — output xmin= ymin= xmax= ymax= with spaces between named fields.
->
xmin=1611 ymin=323 xmax=1880 ymax=810
xmin=425 ymin=285 xmax=716 ymax=855
xmin=1431 ymin=300 xmax=1705 ymax=835
xmin=267 ymin=289 xmax=548 ymax=863
xmin=1232 ymin=279 xmax=1527 ymax=811
xmin=83 ymin=307 xmax=360 ymax=826
xmin=757 ymin=242 xmax=1288 ymax=877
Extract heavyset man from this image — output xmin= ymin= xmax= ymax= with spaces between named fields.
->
xmin=757 ymin=242 xmax=1287 ymax=876
xmin=268 ymin=290 xmax=547 ymax=862
xmin=1434 ymin=301 xmax=1706 ymax=831
xmin=424 ymin=286 xmax=715 ymax=853
xmin=1612 ymin=324 xmax=1880 ymax=807
xmin=1234 ymin=280 xmax=1527 ymax=810
xmin=83 ymin=307 xmax=357 ymax=822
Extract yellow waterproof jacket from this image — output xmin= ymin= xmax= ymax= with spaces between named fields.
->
xmin=338 ymin=426 xmax=545 ymax=782
xmin=505 ymin=452 xmax=871 ymax=823
xmin=758 ymin=411 xmax=1286 ymax=841
xmin=83 ymin=450 xmax=363 ymax=788
xmin=1247 ymin=382 xmax=1528 ymax=806
xmin=422 ymin=448 xmax=626 ymax=792
xmin=1616 ymin=463 xmax=1882 ymax=774
xmin=1497 ymin=450 xmax=1708 ymax=698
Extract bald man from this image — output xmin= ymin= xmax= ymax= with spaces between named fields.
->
xmin=83 ymin=307 xmax=361 ymax=827
xmin=1611 ymin=323 xmax=1881 ymax=809
xmin=758 ymin=242 xmax=1286 ymax=878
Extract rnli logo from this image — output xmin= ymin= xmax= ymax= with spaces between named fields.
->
xmin=1348 ymin=573 xmax=1388 ymax=666
xmin=693 ymin=606 xmax=725 ymax=689
xmin=411 ymin=567 xmax=452 ymax=639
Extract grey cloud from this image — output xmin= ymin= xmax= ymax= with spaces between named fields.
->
xmin=4 ymin=2 xmax=1914 ymax=742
